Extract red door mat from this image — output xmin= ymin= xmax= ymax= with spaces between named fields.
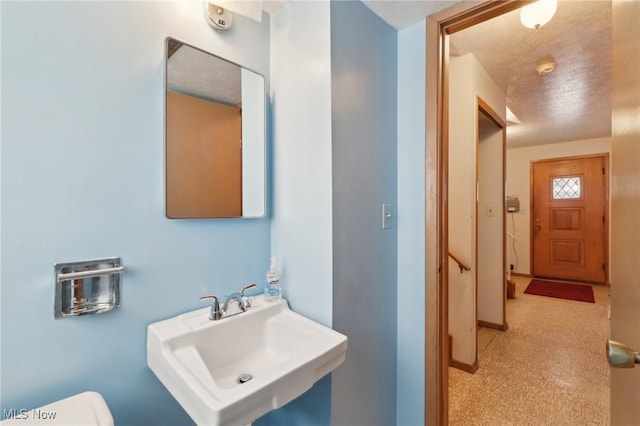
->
xmin=524 ymin=279 xmax=595 ymax=303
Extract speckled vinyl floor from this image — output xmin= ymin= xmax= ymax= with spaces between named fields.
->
xmin=449 ymin=276 xmax=610 ymax=425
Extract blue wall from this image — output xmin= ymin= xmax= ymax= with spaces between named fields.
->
xmin=330 ymin=2 xmax=399 ymax=425
xmin=396 ymin=20 xmax=427 ymax=426
xmin=0 ymin=2 xmax=270 ymax=424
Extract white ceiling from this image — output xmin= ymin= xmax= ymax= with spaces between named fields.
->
xmin=263 ymin=1 xmax=613 ymax=148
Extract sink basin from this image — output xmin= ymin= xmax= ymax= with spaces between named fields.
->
xmin=147 ymin=296 xmax=347 ymax=426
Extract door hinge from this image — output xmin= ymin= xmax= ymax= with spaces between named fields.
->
xmin=603 ymin=215 xmax=606 ymax=224
xmin=602 ymin=167 xmax=605 ymax=175
xmin=603 ymin=263 xmax=606 ymax=270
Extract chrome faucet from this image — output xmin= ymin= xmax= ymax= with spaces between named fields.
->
xmin=222 ymin=283 xmax=256 ymax=312
xmin=200 ymin=283 xmax=256 ymax=321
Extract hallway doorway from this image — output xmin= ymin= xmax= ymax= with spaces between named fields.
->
xmin=447 ymin=96 xmax=507 ymax=374
xmin=423 ymin=1 xmax=628 ymax=424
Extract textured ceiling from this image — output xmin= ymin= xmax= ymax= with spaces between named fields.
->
xmin=450 ymin=1 xmax=612 ymax=148
xmin=167 ymin=41 xmax=241 ymax=106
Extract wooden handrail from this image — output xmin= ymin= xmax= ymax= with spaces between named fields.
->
xmin=448 ymin=252 xmax=471 ymax=273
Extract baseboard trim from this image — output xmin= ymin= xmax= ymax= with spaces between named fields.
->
xmin=512 ymin=272 xmax=531 ymax=278
xmin=478 ymin=320 xmax=508 ymax=331
xmin=448 ymin=334 xmax=478 ymax=373
xmin=450 ymin=358 xmax=478 ymax=374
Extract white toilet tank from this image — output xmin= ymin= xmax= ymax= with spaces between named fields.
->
xmin=1 ymin=391 xmax=113 ymax=425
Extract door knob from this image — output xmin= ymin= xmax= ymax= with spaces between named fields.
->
xmin=535 ymin=225 xmax=541 ymax=231
xmin=606 ymin=339 xmax=640 ymax=368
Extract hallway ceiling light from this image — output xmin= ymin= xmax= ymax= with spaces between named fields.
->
xmin=520 ymin=0 xmax=558 ymax=29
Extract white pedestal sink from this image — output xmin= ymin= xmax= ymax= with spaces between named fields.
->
xmin=147 ymin=296 xmax=347 ymax=426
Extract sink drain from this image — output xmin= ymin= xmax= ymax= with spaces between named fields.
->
xmin=237 ymin=373 xmax=253 ymax=384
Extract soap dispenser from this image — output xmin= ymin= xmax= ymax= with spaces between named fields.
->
xmin=264 ymin=256 xmax=281 ymax=302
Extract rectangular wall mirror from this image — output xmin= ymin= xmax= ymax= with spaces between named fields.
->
xmin=164 ymin=37 xmax=266 ymax=218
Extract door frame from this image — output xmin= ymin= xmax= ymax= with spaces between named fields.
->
xmin=425 ymin=1 xmax=524 ymax=424
xmin=529 ymin=153 xmax=610 ymax=285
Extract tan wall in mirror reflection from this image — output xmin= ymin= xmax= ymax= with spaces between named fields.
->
xmin=166 ymin=91 xmax=242 ymax=218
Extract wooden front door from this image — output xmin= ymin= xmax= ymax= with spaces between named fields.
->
xmin=532 ymin=155 xmax=608 ymax=284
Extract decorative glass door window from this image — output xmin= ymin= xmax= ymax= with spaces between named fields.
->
xmin=552 ymin=176 xmax=582 ymax=199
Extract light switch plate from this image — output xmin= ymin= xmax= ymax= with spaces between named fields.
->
xmin=382 ymin=204 xmax=392 ymax=230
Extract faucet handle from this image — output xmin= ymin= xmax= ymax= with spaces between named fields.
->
xmin=241 ymin=283 xmax=257 ymax=295
xmin=200 ymin=295 xmax=222 ymax=320
xmin=240 ymin=283 xmax=257 ymax=308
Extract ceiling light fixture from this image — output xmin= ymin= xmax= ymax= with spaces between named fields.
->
xmin=520 ymin=0 xmax=558 ymax=29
